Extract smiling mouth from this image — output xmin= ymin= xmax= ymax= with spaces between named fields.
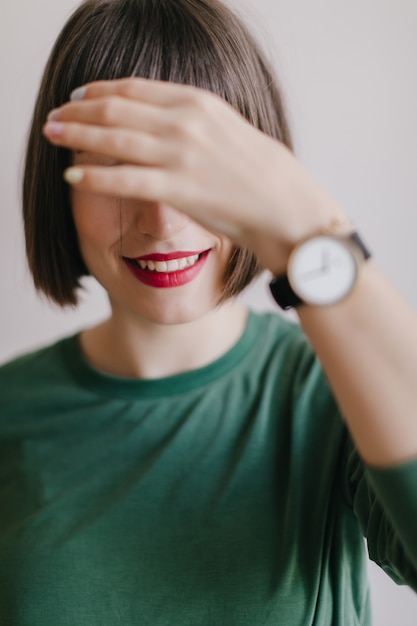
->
xmin=122 ymin=249 xmax=211 ymax=288
xmin=126 ymin=252 xmax=205 ymax=273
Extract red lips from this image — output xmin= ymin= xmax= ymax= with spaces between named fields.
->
xmin=133 ymin=250 xmax=208 ymax=262
xmin=123 ymin=249 xmax=210 ymax=288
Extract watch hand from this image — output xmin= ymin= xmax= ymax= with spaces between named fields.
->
xmin=321 ymin=249 xmax=330 ymax=271
xmin=299 ymin=267 xmax=327 ymax=281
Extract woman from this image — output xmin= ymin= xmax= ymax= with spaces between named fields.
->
xmin=1 ymin=0 xmax=417 ymax=623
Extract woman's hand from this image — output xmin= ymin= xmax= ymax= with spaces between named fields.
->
xmin=43 ymin=77 xmax=345 ymax=273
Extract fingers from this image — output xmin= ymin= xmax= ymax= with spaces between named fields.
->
xmin=43 ymin=120 xmax=172 ymax=167
xmin=63 ymin=164 xmax=169 ymax=202
xmin=71 ymin=77 xmax=199 ymax=107
xmin=43 ymin=77 xmax=211 ymax=162
xmin=48 ymin=96 xmax=176 ymax=136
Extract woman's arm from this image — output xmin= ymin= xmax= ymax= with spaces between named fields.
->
xmin=296 ymin=260 xmax=417 ymax=467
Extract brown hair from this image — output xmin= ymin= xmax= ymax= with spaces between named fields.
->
xmin=23 ymin=0 xmax=294 ymax=306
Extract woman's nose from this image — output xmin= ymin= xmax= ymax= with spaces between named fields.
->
xmin=132 ymin=202 xmax=191 ymax=240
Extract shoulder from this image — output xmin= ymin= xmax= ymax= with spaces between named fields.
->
xmin=251 ymin=309 xmax=338 ymax=412
xmin=0 ymin=335 xmax=76 ymax=411
xmin=249 ymin=310 xmax=317 ymax=377
xmin=0 ymin=339 xmax=64 ymax=379
xmin=250 ymin=309 xmax=305 ymax=344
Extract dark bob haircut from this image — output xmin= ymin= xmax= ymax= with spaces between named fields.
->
xmin=23 ymin=0 xmax=294 ymax=306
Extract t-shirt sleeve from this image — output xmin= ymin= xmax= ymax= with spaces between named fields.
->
xmin=343 ymin=436 xmax=417 ymax=590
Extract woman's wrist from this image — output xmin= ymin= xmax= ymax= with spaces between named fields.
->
xmin=251 ymin=205 xmax=350 ymax=277
xmin=241 ymin=144 xmax=349 ymax=275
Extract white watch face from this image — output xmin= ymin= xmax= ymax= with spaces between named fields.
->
xmin=288 ymin=236 xmax=358 ymax=305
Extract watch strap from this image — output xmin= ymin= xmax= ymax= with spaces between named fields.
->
xmin=269 ymin=274 xmax=303 ymax=311
xmin=269 ymin=231 xmax=371 ymax=311
xmin=350 ymin=231 xmax=372 ymax=261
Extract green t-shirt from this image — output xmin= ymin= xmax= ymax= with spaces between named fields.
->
xmin=0 ymin=311 xmax=416 ymax=625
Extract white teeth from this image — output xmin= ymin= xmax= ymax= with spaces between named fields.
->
xmin=187 ymin=254 xmax=199 ymax=266
xmin=166 ymin=259 xmax=180 ymax=272
xmin=154 ymin=261 xmax=167 ymax=272
xmin=135 ymin=253 xmax=202 ymax=272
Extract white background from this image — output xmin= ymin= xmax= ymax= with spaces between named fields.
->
xmin=0 ymin=0 xmax=416 ymax=622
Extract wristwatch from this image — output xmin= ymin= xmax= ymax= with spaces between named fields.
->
xmin=269 ymin=230 xmax=371 ymax=310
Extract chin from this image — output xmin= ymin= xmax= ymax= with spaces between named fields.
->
xmin=113 ymin=291 xmax=221 ymax=328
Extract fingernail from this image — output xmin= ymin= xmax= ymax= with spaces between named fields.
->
xmin=70 ymin=86 xmax=87 ymax=101
xmin=47 ymin=108 xmax=61 ymax=121
xmin=64 ymin=167 xmax=84 ymax=184
xmin=44 ymin=121 xmax=64 ymax=137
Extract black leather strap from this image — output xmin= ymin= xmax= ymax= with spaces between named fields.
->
xmin=269 ymin=231 xmax=371 ymax=311
xmin=350 ymin=232 xmax=372 ymax=261
xmin=269 ymin=274 xmax=303 ymax=310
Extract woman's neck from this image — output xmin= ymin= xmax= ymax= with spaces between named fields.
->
xmin=79 ymin=300 xmax=248 ymax=379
